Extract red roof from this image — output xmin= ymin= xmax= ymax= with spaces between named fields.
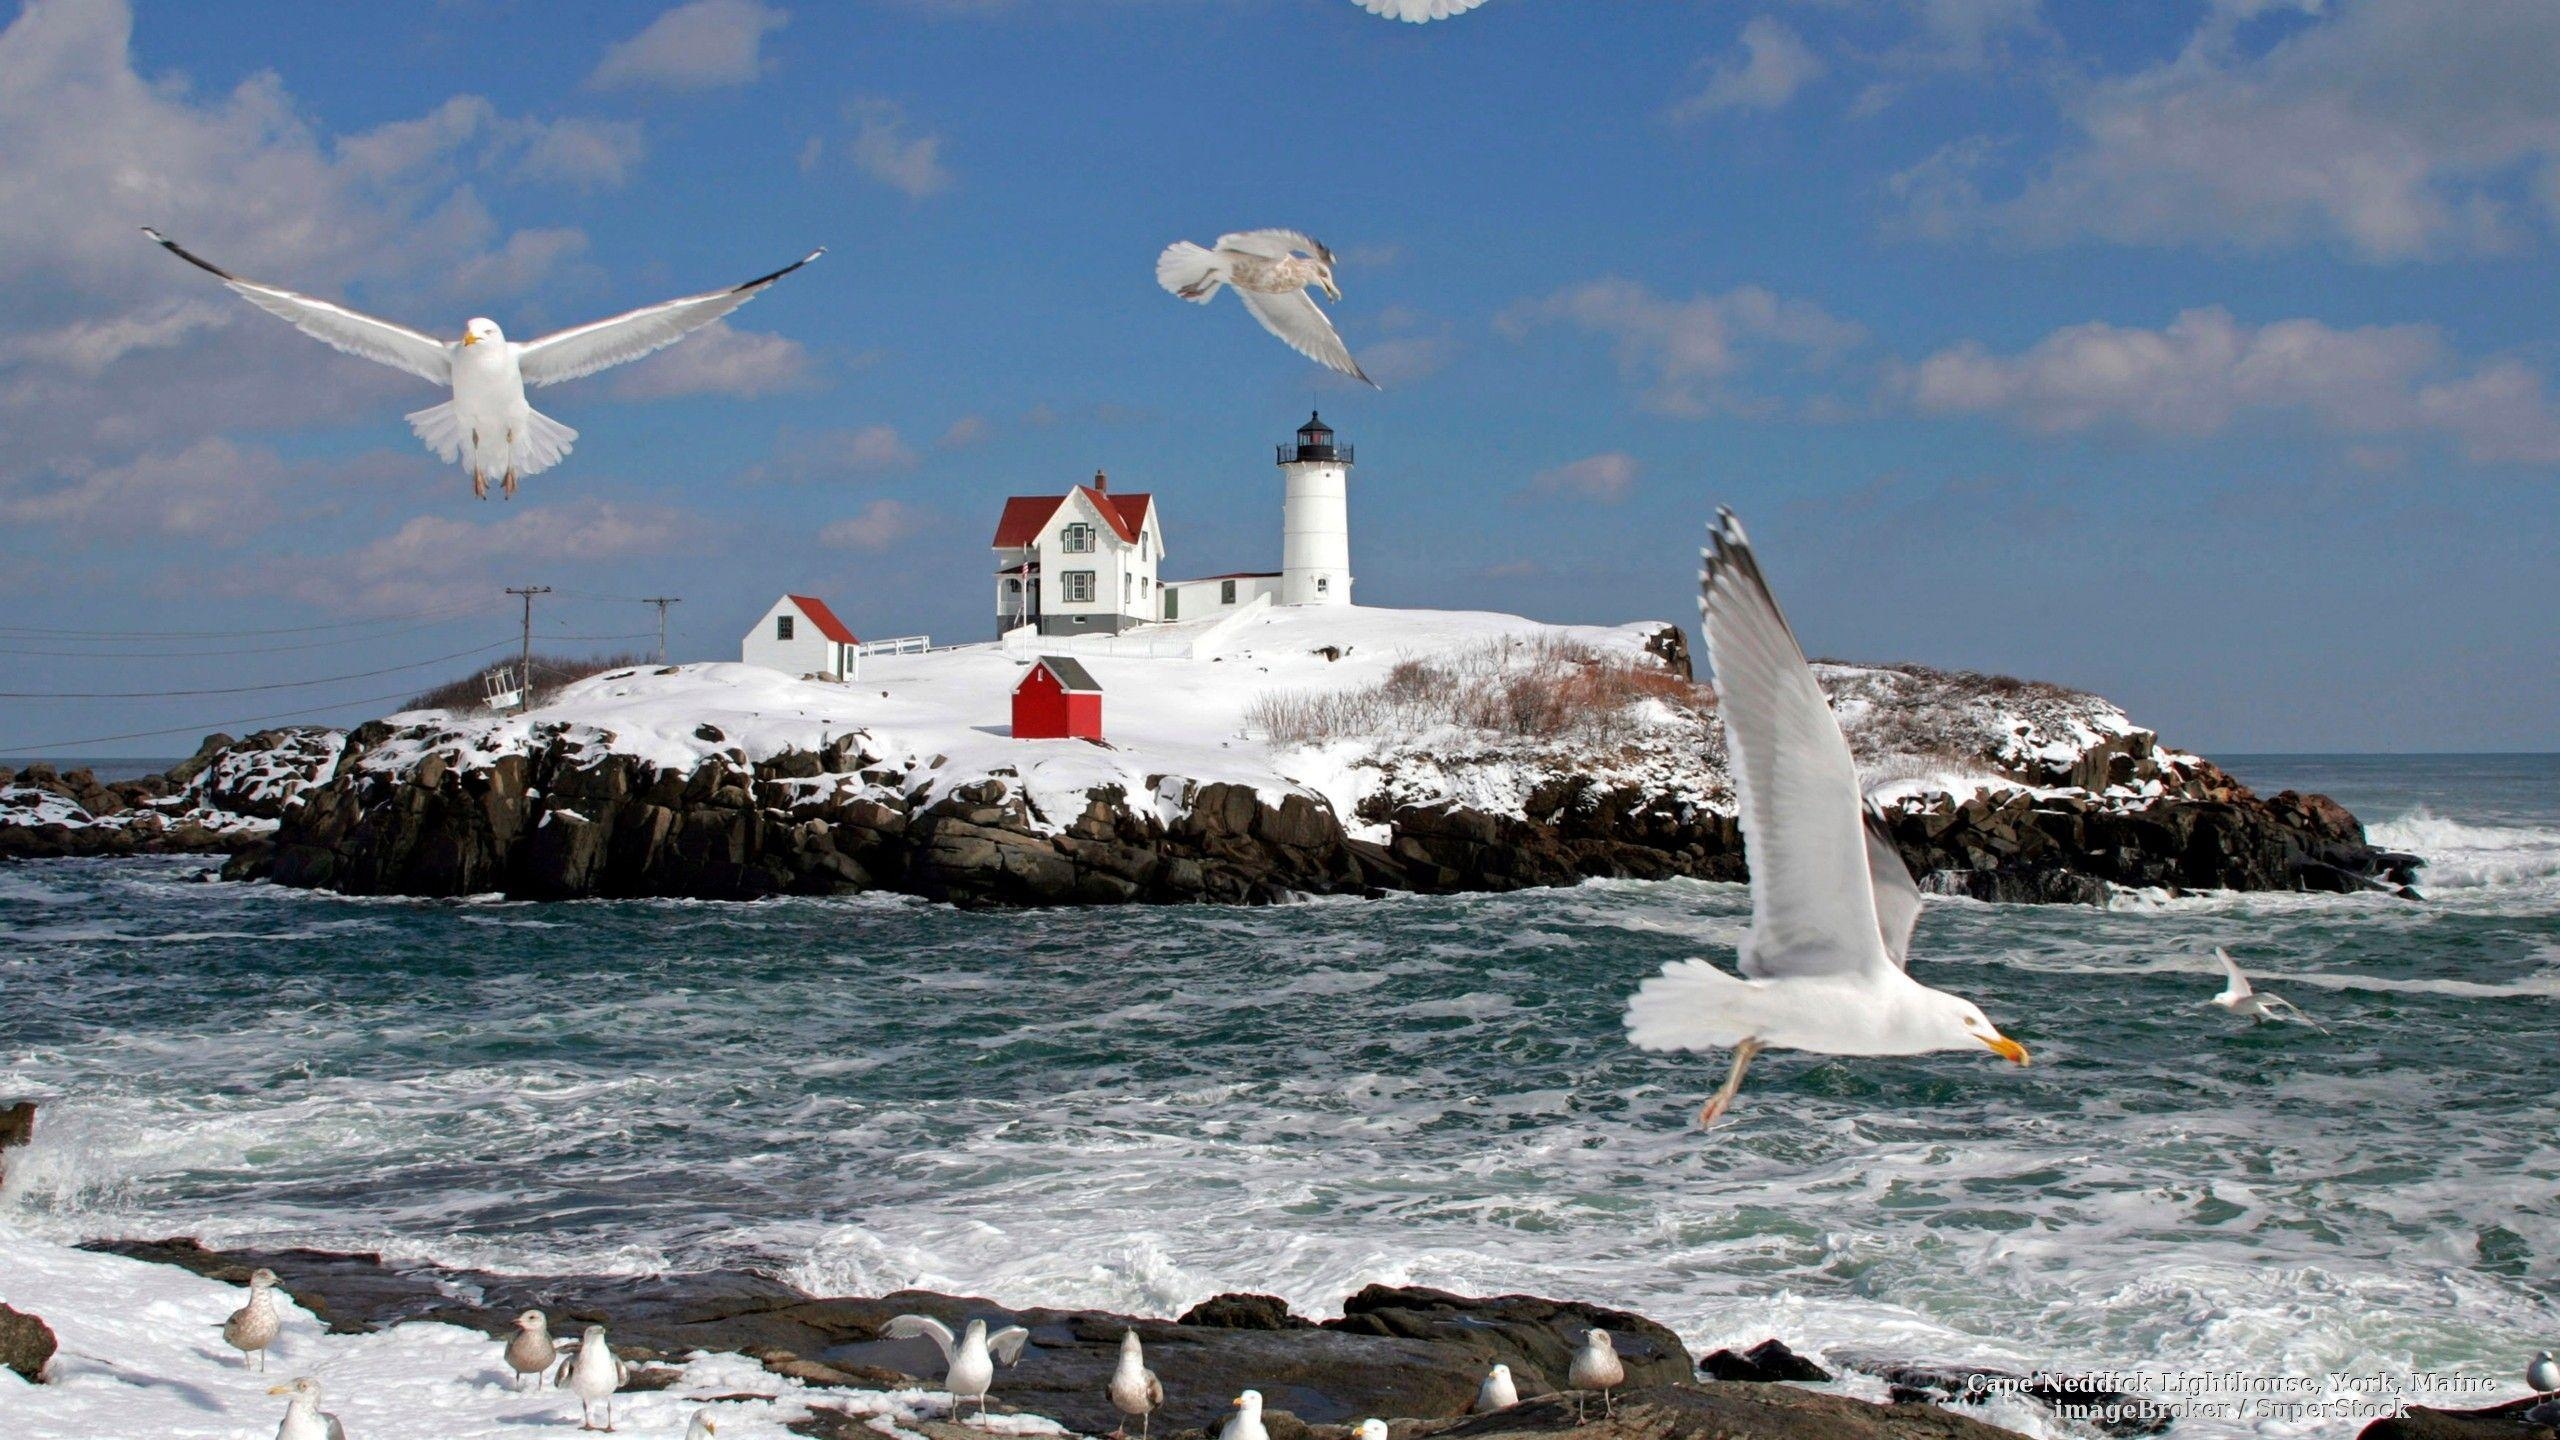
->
xmin=784 ymin=594 xmax=857 ymax=644
xmin=991 ymin=487 xmax=1153 ymax=548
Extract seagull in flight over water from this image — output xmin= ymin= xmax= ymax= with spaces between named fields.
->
xmin=1157 ymin=230 xmax=1375 ymax=387
xmin=140 ymin=228 xmax=821 ymax=499
xmin=1624 ymin=508 xmax=2031 ymax=1127
xmin=2208 ymin=948 xmax=2329 ymax=1033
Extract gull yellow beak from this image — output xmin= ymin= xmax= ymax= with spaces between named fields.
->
xmin=460 ymin=332 xmax=478 ymax=346
xmin=268 ymin=1384 xmax=292 ymax=1395
xmin=1231 ymin=1398 xmax=1245 ymax=1409
xmin=1983 ymin=1034 xmax=2030 ymax=1065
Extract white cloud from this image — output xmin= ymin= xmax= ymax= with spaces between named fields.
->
xmin=841 ymin=99 xmax=953 ymax=198
xmin=746 ymin=425 xmax=920 ymax=483
xmin=937 ymin=415 xmax=991 ymax=449
xmin=511 ymin=117 xmax=648 ymax=190
xmin=1504 ymin=278 xmax=1867 ymax=417
xmin=1523 ymin=452 xmax=1639 ymax=504
xmin=1903 ymin=0 xmax=2560 ymax=259
xmin=273 ymin=501 xmax=698 ymax=613
xmin=1669 ymin=17 xmax=1824 ymax=119
xmin=819 ymin=498 xmax=927 ymax=551
xmin=589 ymin=0 xmax=788 ymax=91
xmin=608 ymin=320 xmax=815 ymax=400
xmin=0 ymin=436 xmax=285 ymax=539
xmin=334 ymin=96 xmax=644 ymax=194
xmin=1904 ymin=306 xmax=2560 ymax=462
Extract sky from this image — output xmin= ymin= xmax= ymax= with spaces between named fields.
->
xmin=0 ymin=0 xmax=2553 ymax=758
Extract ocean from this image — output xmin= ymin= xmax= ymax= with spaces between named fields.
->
xmin=2 ymin=754 xmax=2555 ymax=1438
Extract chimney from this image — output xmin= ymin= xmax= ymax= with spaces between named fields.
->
xmin=1092 ymin=469 xmax=1108 ymax=492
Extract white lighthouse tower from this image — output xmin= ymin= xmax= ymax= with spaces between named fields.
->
xmin=1278 ymin=412 xmax=1353 ymax=607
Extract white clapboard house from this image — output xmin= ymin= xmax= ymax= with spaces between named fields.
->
xmin=740 ymin=593 xmax=859 ymax=680
xmin=990 ymin=472 xmax=1163 ymax=637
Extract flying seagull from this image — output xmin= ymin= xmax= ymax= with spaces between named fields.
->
xmin=1156 ymin=230 xmax=1374 ymax=386
xmin=1624 ymin=509 xmax=2030 ymax=1127
xmin=1354 ymin=0 xmax=1492 ymax=19
xmin=140 ymin=227 xmax=822 ymax=499
xmin=884 ymin=1314 xmax=1030 ymax=1422
xmin=2208 ymin=948 xmax=2328 ymax=1033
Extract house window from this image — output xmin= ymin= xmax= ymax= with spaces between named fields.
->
xmin=1165 ymin=590 xmax=1179 ymax=620
xmin=1123 ymin=573 xmax=1132 ymax=604
xmin=1316 ymin=577 xmax=1329 ymax=594
xmin=776 ymin=615 xmax=795 ymax=641
xmin=1063 ymin=570 xmax=1095 ymax=603
xmin=1061 ymin=523 xmax=1095 ymax=553
xmin=1220 ymin=580 xmax=1237 ymax=604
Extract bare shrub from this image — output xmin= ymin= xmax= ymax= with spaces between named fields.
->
xmin=1248 ymin=634 xmax=1705 ymax=748
xmin=401 ymin=651 xmax=654 ymax=714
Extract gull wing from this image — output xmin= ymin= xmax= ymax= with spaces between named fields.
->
xmin=2259 ymin=994 xmax=2329 ymax=1034
xmin=325 ymin=1416 xmax=348 ymax=1440
xmin=140 ymin=228 xmax=451 ymax=385
xmin=1146 ymin=1370 xmax=1165 ymax=1406
xmin=1215 ymin=229 xmax=1332 ymax=263
xmin=987 ymin=1325 xmax=1031 ymax=1365
xmin=1236 ymin=288 xmax=1375 ymax=387
xmin=1700 ymin=509 xmax=1891 ymax=979
xmin=1354 ymin=0 xmax=1493 ymax=19
xmin=884 ymin=1314 xmax=958 ymax=1363
xmin=2214 ymin=948 xmax=2253 ymax=999
xmin=516 ymin=248 xmax=822 ymax=388
xmin=1862 ymin=812 xmax=1922 ymax=970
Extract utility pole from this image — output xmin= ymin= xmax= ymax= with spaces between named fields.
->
xmin=642 ymin=596 xmax=681 ymax=665
xmin=505 ymin=585 xmax=549 ymax=711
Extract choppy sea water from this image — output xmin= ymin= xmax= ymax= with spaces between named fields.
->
xmin=2 ymin=754 xmax=2555 ymax=1437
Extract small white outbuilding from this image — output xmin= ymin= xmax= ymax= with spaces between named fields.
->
xmin=741 ymin=593 xmax=859 ymax=680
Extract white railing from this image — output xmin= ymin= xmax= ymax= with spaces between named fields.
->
xmin=997 ymin=594 xmax=1272 ymax=662
xmin=850 ymin=633 xmax=929 ymax=680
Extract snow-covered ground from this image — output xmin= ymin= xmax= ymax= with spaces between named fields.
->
xmin=0 ymin=1228 xmax=1033 ymax=1440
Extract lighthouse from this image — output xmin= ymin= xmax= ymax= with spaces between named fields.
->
xmin=1278 ymin=411 xmax=1353 ymax=607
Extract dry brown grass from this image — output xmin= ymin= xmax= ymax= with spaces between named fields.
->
xmin=1249 ymin=633 xmax=1703 ymax=747
xmin=401 ymin=651 xmax=654 ymax=713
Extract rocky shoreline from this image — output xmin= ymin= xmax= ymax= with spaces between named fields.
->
xmin=2 ymin=646 xmax=2422 ymax=909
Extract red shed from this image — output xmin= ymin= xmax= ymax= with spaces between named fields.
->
xmin=1013 ymin=655 xmax=1103 ymax=740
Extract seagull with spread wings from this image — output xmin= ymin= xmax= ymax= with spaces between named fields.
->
xmin=1353 ymin=0 xmax=1493 ymax=20
xmin=1624 ymin=509 xmax=2032 ymax=1128
xmin=140 ymin=228 xmax=822 ymax=499
xmin=1156 ymin=229 xmax=1375 ymax=387
xmin=884 ymin=1313 xmax=1030 ymax=1422
xmin=2208 ymin=948 xmax=2329 ymax=1033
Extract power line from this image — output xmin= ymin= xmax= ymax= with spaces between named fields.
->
xmin=0 ymin=684 xmax=440 ymax=757
xmin=505 ymin=586 xmax=550 ymax=716
xmin=0 ymin=639 xmax=512 ymax=700
xmin=642 ymin=596 xmax=681 ymax=665
xmin=0 ymin=601 xmax=496 ymax=640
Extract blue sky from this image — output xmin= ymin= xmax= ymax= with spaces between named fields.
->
xmin=1 ymin=0 xmax=2553 ymax=757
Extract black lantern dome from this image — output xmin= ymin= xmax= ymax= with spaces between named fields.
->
xmin=1279 ymin=411 xmax=1351 ymax=465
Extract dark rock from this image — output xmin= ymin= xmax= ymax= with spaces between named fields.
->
xmin=0 ymin=1099 xmax=33 ymax=1150
xmin=0 ymin=1302 xmax=55 ymax=1383
xmin=1180 ymin=1294 xmax=1314 ymax=1330
xmin=1698 ymin=1338 xmax=1831 ymax=1383
xmin=1324 ymin=1286 xmax=1692 ymax=1397
xmin=1838 ymin=1354 xmax=2171 ymax=1437
xmin=2359 ymin=1397 xmax=2560 ymax=1438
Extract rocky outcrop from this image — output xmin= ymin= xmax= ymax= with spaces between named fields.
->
xmin=0 ymin=1100 xmax=32 ymax=1189
xmin=2357 ymin=1397 xmax=2560 ymax=1438
xmin=0 ymin=728 xmax=341 ymax=860
xmin=222 ymin=718 xmax=2413 ymax=909
xmin=98 ymin=1239 xmax=2015 ymax=1440
xmin=0 ymin=1302 xmax=56 ymax=1384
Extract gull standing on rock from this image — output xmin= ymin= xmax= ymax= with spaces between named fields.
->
xmin=557 ymin=1324 xmax=629 ymax=1431
xmin=884 ymin=1314 xmax=1030 ymax=1423
xmin=1351 ymin=1422 xmax=1389 ymax=1440
xmin=503 ymin=1309 xmax=557 ymax=1391
xmin=222 ymin=1267 xmax=284 ymax=1372
xmin=2208 ymin=949 xmax=2329 ymax=1033
xmin=1569 ymin=1329 xmax=1624 ymax=1422
xmin=1156 ymin=230 xmax=1375 ymax=386
xmin=1108 ymin=1328 xmax=1165 ymax=1438
xmin=1222 ymin=1390 xmax=1271 ymax=1440
xmin=2531 ymin=1350 xmax=2559 ymax=1395
xmin=268 ymin=1377 xmax=349 ymax=1440
xmin=139 ymin=227 xmax=822 ymax=499
xmin=1624 ymin=509 xmax=2031 ymax=1128
xmin=1474 ymin=1363 xmax=1520 ymax=1413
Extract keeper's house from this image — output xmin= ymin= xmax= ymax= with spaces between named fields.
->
xmin=741 ymin=594 xmax=858 ymax=681
xmin=990 ymin=472 xmax=1161 ymax=637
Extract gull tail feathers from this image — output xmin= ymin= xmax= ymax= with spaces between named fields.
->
xmin=514 ymin=407 xmax=579 ymax=478
xmin=1624 ymin=958 xmax=1763 ymax=1053
xmin=1156 ymin=242 xmax=1223 ymax=302
xmin=405 ymin=401 xmax=466 ymax=465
